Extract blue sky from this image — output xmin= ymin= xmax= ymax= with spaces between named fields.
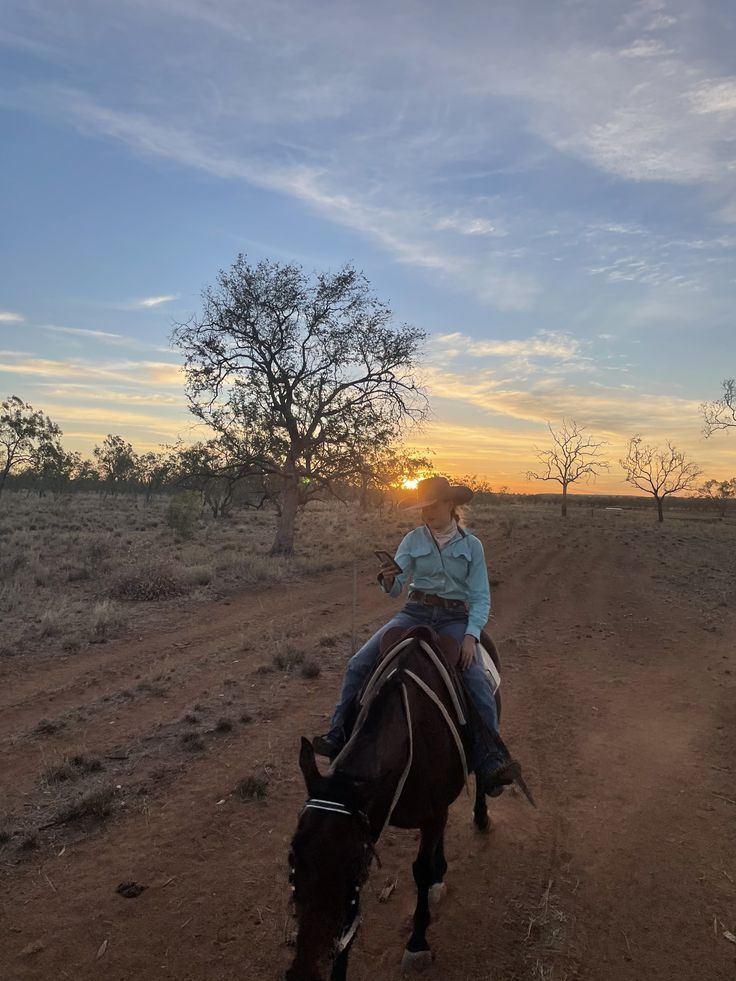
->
xmin=1 ymin=0 xmax=735 ymax=490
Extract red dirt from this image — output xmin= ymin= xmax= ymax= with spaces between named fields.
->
xmin=1 ymin=509 xmax=735 ymax=981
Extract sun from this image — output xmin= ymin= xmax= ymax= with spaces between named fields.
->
xmin=402 ymin=478 xmax=419 ymax=490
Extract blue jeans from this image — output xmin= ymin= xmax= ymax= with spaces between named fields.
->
xmin=328 ymin=602 xmax=503 ymax=772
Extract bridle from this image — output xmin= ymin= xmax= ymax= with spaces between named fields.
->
xmin=302 ymin=798 xmax=366 ymax=821
xmin=291 ymin=798 xmax=377 ymax=958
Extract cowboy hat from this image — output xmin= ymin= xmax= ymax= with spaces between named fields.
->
xmin=400 ymin=475 xmax=474 ymax=510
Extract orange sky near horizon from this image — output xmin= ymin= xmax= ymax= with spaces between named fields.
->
xmin=2 ymin=352 xmax=730 ymax=498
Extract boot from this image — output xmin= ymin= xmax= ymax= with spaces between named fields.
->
xmin=312 ymin=733 xmax=343 ymax=761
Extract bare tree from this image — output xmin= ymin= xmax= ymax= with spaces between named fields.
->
xmin=620 ymin=436 xmax=702 ymax=522
xmin=0 ymin=395 xmax=62 ymax=498
xmin=526 ymin=419 xmax=609 ymax=517
xmin=701 ymin=379 xmax=736 ymax=437
xmin=173 ymin=256 xmax=426 ymax=555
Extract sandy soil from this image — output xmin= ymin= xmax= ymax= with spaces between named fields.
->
xmin=1 ymin=506 xmax=735 ymax=981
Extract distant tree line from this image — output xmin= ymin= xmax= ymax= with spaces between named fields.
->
xmin=2 ymin=258 xmax=734 ymax=546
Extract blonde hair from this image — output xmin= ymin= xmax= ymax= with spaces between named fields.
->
xmin=450 ymin=504 xmax=466 ymax=526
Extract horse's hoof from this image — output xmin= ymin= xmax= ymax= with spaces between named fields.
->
xmin=428 ymin=882 xmax=446 ymax=905
xmin=473 ymin=809 xmax=490 ymax=833
xmin=402 ymin=948 xmax=433 ymax=972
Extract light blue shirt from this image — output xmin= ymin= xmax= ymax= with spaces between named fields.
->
xmin=380 ymin=525 xmax=491 ymax=640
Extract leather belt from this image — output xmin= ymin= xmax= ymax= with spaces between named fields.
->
xmin=408 ymin=589 xmax=468 ymax=611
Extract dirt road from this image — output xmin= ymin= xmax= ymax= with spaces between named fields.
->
xmin=1 ymin=507 xmax=735 ymax=980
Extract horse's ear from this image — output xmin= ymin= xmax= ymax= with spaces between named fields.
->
xmin=298 ymin=737 xmax=322 ymax=796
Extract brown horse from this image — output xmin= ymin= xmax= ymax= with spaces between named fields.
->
xmin=286 ymin=626 xmax=474 ymax=981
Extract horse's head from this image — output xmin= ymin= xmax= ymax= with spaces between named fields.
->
xmin=285 ymin=739 xmax=375 ymax=981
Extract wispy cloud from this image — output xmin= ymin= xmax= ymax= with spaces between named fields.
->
xmin=0 ymin=311 xmax=24 ymax=322
xmin=138 ymin=294 xmax=178 ymax=308
xmin=44 ymin=325 xmax=124 ymax=341
xmin=436 ymin=330 xmax=582 ymax=361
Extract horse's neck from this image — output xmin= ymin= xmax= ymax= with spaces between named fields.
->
xmin=335 ymin=686 xmax=411 ymax=836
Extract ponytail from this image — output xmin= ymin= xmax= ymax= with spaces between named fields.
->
xmin=450 ymin=505 xmax=465 ymax=527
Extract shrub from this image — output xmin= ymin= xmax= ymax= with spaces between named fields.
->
xmin=165 ymin=492 xmax=202 ymax=539
xmin=181 ymin=564 xmax=213 ymax=587
xmin=91 ymin=600 xmax=128 ymax=638
xmin=235 ymin=775 xmax=268 ymax=801
xmin=111 ymin=562 xmax=186 ymax=601
xmin=43 ymin=754 xmax=104 ymax=784
xmin=273 ymin=645 xmax=306 ymax=672
xmin=300 ymin=659 xmax=321 ymax=680
xmin=54 ymin=786 xmax=116 ymax=824
xmin=181 ymin=731 xmax=205 ymax=752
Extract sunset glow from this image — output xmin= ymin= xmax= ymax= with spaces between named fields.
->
xmin=1 ymin=2 xmax=734 ymax=494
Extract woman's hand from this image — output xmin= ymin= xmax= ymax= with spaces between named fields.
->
xmin=379 ymin=562 xmax=397 ymax=590
xmin=460 ymin=634 xmax=477 ymax=670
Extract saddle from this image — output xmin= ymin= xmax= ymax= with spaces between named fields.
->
xmin=379 ymin=625 xmax=501 ymax=692
xmin=379 ymin=624 xmax=462 ymax=667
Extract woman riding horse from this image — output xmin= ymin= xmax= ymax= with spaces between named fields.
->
xmin=314 ymin=475 xmax=522 ymax=795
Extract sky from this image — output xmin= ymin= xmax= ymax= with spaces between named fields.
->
xmin=1 ymin=0 xmax=735 ymax=493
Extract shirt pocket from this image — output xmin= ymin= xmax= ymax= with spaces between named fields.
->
xmin=443 ymin=551 xmax=471 ymax=584
xmin=409 ymin=541 xmax=435 ymax=578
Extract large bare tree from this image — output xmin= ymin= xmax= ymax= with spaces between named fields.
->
xmin=620 ymin=436 xmax=702 ymax=522
xmin=701 ymin=378 xmax=736 ymax=437
xmin=173 ymin=256 xmax=426 ymax=555
xmin=526 ymin=419 xmax=609 ymax=516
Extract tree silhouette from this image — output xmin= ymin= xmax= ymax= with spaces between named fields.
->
xmin=701 ymin=379 xmax=736 ymax=437
xmin=173 ymin=256 xmax=426 ymax=555
xmin=620 ymin=436 xmax=702 ymax=522
xmin=526 ymin=419 xmax=609 ymax=516
xmin=0 ymin=395 xmax=62 ymax=498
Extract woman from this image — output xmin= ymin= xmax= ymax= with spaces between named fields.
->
xmin=313 ymin=475 xmax=521 ymax=795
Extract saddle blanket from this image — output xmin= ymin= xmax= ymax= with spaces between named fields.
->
xmin=477 ymin=641 xmax=501 ymax=694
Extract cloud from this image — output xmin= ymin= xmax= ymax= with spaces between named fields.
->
xmin=0 ymin=351 xmax=184 ymax=389
xmin=435 ymin=330 xmax=582 ymax=361
xmin=0 ymin=311 xmax=24 ymax=322
xmin=138 ymin=294 xmax=178 ymax=308
xmin=44 ymin=325 xmax=124 ymax=341
xmin=689 ymin=79 xmax=736 ymax=115
xmin=435 ymin=214 xmax=501 ymax=237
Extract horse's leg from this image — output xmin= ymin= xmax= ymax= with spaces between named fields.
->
xmin=402 ymin=815 xmax=446 ymax=970
xmin=473 ymin=777 xmax=489 ymax=832
xmin=429 ymin=836 xmax=448 ymax=904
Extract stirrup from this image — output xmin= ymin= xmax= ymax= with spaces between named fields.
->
xmin=483 ymin=759 xmax=536 ymax=807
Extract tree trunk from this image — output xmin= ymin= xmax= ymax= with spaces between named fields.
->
xmin=271 ymin=480 xmax=299 ymax=556
xmin=561 ymin=482 xmax=568 ymax=517
xmin=656 ymin=496 xmax=664 ymax=522
xmin=0 ymin=457 xmax=12 ymax=498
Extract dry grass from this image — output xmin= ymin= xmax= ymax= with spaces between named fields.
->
xmin=42 ymin=753 xmax=104 ymax=784
xmin=3 ymin=490 xmax=732 ymax=662
xmin=0 ymin=492 xmax=413 ymax=659
xmin=53 ymin=786 xmax=117 ymax=825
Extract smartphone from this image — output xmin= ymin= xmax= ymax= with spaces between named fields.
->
xmin=374 ymin=550 xmax=402 ymax=575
